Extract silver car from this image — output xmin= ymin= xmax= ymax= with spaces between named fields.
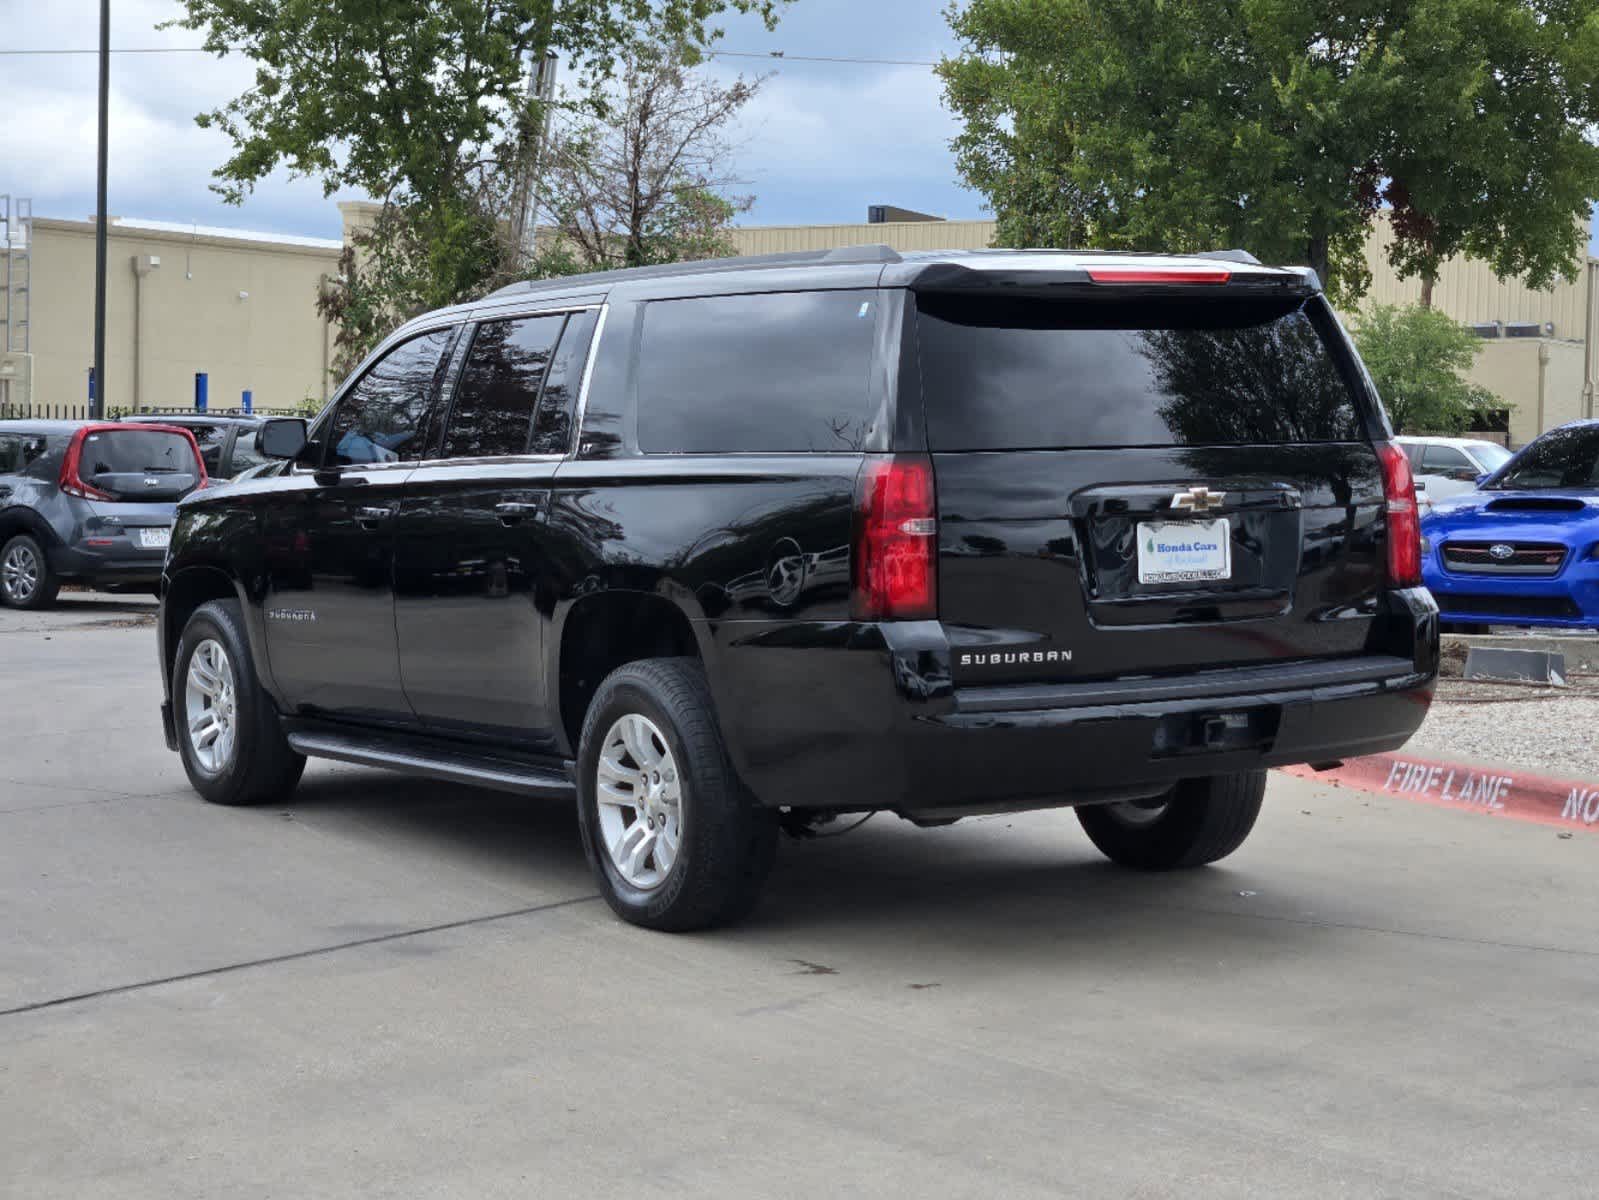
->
xmin=1395 ymin=436 xmax=1515 ymax=511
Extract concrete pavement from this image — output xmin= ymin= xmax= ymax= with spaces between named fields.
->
xmin=3 ymin=615 xmax=1599 ymax=1198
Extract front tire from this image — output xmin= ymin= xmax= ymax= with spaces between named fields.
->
xmin=1 ymin=534 xmax=59 ymax=609
xmin=174 ymin=599 xmax=305 ymax=806
xmin=1076 ymin=770 xmax=1265 ymax=870
xmin=576 ymin=658 xmax=777 ymax=931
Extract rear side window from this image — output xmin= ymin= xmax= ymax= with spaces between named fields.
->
xmin=917 ymin=295 xmax=1364 ymax=450
xmin=442 ymin=314 xmax=566 ymax=459
xmin=0 ymin=434 xmax=21 ymax=474
xmin=637 ymin=291 xmax=879 ymax=454
xmin=329 ymin=327 xmax=455 ymax=466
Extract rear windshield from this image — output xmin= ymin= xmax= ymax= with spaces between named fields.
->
xmin=917 ymin=294 xmax=1366 ymax=450
xmin=1491 ymin=425 xmax=1599 ymax=490
xmin=78 ymin=430 xmax=198 ymax=478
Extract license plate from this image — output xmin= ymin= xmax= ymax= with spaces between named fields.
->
xmin=1136 ymin=518 xmax=1231 ymax=584
xmin=138 ymin=527 xmax=171 ymax=550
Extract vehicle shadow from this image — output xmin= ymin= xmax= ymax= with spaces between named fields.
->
xmin=283 ymin=767 xmax=1282 ymax=952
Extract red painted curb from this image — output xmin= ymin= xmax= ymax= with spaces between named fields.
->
xmin=1280 ymin=754 xmax=1599 ymax=832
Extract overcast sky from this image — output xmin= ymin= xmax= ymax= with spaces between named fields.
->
xmin=6 ymin=0 xmax=1595 ymax=254
xmin=3 ymin=0 xmax=974 ymax=238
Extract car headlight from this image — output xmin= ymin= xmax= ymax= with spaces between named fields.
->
xmin=1419 ymin=536 xmax=1433 ymax=559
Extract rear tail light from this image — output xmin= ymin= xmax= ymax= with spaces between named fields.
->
xmin=1377 ymin=441 xmax=1422 ymax=587
xmin=58 ymin=429 xmax=113 ymax=500
xmin=851 ymin=454 xmax=938 ymax=621
xmin=1086 ymin=265 xmax=1232 ymax=285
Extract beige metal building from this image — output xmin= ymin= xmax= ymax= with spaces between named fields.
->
xmin=2 ymin=213 xmax=340 ymax=416
xmin=6 ymin=201 xmax=1596 ymax=445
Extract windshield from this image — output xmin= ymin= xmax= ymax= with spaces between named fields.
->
xmin=1491 ymin=425 xmax=1599 ymax=490
xmin=1470 ymin=442 xmax=1513 ymax=471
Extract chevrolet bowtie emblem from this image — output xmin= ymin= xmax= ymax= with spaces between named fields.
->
xmin=1171 ymin=486 xmax=1227 ymax=513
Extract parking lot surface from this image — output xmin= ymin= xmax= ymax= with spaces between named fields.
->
xmin=4 ymin=611 xmax=1598 ymax=1198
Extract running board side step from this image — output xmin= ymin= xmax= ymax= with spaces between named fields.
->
xmin=286 ymin=730 xmax=576 ymax=799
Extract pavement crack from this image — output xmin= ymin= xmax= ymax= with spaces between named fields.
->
xmin=0 ymin=893 xmax=601 ymax=1019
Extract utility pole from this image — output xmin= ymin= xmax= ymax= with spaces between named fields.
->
xmin=92 ymin=0 xmax=110 ymax=419
xmin=515 ymin=51 xmax=558 ymax=264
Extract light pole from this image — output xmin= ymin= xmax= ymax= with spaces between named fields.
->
xmin=92 ymin=0 xmax=110 ymax=419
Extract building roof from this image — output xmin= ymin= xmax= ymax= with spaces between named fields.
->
xmin=109 ymin=217 xmax=343 ymax=251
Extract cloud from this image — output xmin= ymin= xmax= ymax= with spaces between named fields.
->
xmin=3 ymin=0 xmax=354 ymax=237
xmin=2 ymin=0 xmax=978 ymax=237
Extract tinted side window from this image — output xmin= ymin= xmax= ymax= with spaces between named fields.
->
xmin=918 ymin=294 xmax=1364 ymax=450
xmin=329 ymin=328 xmax=455 ymax=466
xmin=442 ymin=314 xmax=565 ymax=459
xmin=229 ymin=430 xmax=269 ymax=474
xmin=532 ymin=308 xmax=599 ymax=455
xmin=1426 ymin=448 xmax=1471 ymax=473
xmin=1421 ymin=445 xmax=1474 ymax=477
xmin=185 ymin=424 xmax=228 ymax=475
xmin=637 ymin=291 xmax=880 ymax=454
xmin=0 ymin=435 xmax=19 ymax=474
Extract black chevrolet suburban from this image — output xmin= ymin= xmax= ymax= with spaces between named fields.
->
xmin=156 ymin=246 xmax=1438 ymax=930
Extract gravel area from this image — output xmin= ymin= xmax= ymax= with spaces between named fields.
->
xmin=1406 ymin=675 xmax=1599 ymax=779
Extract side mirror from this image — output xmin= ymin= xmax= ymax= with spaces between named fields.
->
xmin=1474 ymin=472 xmax=1491 ymax=487
xmin=258 ymin=418 xmax=309 ymax=462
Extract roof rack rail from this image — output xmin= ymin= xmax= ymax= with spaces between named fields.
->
xmin=1196 ymin=249 xmax=1263 ymax=266
xmin=485 ymin=243 xmax=903 ymax=299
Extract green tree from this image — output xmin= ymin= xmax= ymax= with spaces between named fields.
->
xmin=1353 ymin=304 xmax=1499 ymax=433
xmin=172 ymin=0 xmax=785 ymax=338
xmin=939 ymin=0 xmax=1599 ymax=301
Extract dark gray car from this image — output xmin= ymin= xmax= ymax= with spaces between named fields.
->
xmin=120 ymin=413 xmax=271 ymax=480
xmin=0 ymin=421 xmax=207 ymax=608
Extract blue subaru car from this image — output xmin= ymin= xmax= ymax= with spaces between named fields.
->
xmin=1420 ymin=419 xmax=1599 ymax=630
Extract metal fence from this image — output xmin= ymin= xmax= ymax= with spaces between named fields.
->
xmin=0 ymin=402 xmax=311 ymax=422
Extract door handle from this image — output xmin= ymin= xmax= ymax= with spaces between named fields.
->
xmin=495 ymin=500 xmax=543 ymax=525
xmin=356 ymin=504 xmax=397 ymax=529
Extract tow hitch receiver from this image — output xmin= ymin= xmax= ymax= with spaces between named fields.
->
xmin=1154 ymin=708 xmax=1279 ymax=757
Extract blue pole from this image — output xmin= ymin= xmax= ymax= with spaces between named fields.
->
xmin=241 ymin=388 xmax=252 ymax=415
xmin=87 ymin=367 xmax=95 ymax=402
xmin=195 ymin=371 xmax=208 ymax=412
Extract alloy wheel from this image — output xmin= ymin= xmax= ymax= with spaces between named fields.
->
xmin=2 ymin=542 xmax=39 ymax=604
xmin=183 ymin=638 xmax=239 ymax=775
xmin=594 ymin=712 xmax=683 ymax=890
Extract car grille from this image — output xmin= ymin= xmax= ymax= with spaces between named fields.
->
xmin=1441 ymin=541 xmax=1567 ymax=576
xmin=1441 ymin=594 xmax=1584 ymax=620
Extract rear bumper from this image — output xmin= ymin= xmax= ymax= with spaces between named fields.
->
xmin=905 ymin=666 xmax=1432 ymax=812
xmin=709 ymin=588 xmax=1439 ymax=814
xmin=49 ymin=542 xmax=166 ymax=585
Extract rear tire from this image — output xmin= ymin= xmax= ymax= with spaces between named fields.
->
xmin=1 ymin=534 xmax=59 ymax=609
xmin=1076 ymin=770 xmax=1265 ymax=870
xmin=174 ymin=599 xmax=305 ymax=806
xmin=576 ymin=658 xmax=777 ymax=932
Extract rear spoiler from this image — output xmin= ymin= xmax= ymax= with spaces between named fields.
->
xmin=892 ymin=257 xmax=1321 ymax=297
